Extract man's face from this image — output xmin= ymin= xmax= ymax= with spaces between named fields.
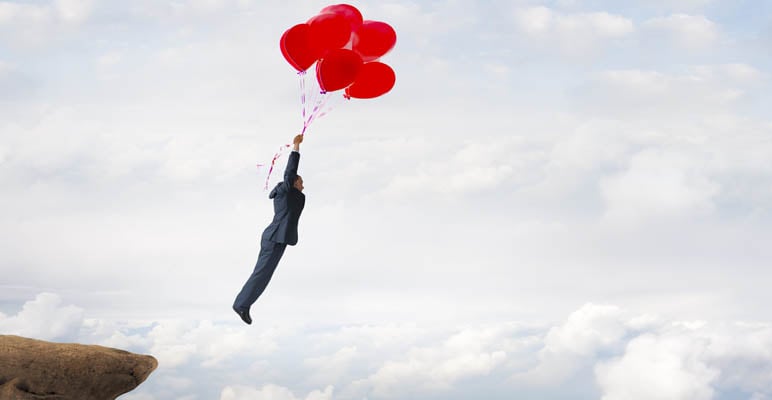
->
xmin=294 ymin=176 xmax=304 ymax=192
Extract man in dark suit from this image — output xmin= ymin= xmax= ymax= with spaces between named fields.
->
xmin=233 ymin=134 xmax=306 ymax=325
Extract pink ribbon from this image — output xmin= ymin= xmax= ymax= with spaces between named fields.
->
xmin=259 ymin=70 xmax=345 ymax=190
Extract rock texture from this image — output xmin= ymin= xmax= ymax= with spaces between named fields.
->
xmin=0 ymin=335 xmax=157 ymax=400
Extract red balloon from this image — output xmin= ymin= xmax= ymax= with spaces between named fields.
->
xmin=320 ymin=4 xmax=363 ymax=31
xmin=316 ymin=49 xmax=363 ymax=92
xmin=308 ymin=12 xmax=352 ymax=55
xmin=280 ymin=24 xmax=319 ymax=71
xmin=345 ymin=62 xmax=395 ymax=99
xmin=351 ymin=20 xmax=397 ymax=62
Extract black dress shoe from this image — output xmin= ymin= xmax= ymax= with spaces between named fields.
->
xmin=233 ymin=306 xmax=252 ymax=325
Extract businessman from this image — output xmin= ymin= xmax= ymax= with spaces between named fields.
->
xmin=233 ymin=134 xmax=306 ymax=325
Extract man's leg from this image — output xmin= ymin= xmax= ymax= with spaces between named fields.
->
xmin=233 ymin=238 xmax=288 ymax=312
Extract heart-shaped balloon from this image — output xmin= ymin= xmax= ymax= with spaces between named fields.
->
xmin=279 ymin=24 xmax=319 ymax=72
xmin=345 ymin=62 xmax=396 ymax=99
xmin=320 ymin=4 xmax=363 ymax=32
xmin=351 ymin=20 xmax=397 ymax=62
xmin=316 ymin=49 xmax=363 ymax=92
xmin=308 ymin=12 xmax=352 ymax=55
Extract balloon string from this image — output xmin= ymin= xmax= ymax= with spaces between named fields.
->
xmin=306 ymin=93 xmax=326 ymax=126
xmin=260 ymin=72 xmax=314 ymax=191
xmin=303 ymin=91 xmax=348 ymax=133
xmin=258 ymin=70 xmax=347 ymax=191
xmin=260 ymin=143 xmax=292 ymax=190
xmin=303 ymin=91 xmax=331 ymax=133
xmin=307 ymin=73 xmax=322 ymax=122
xmin=299 ymin=70 xmax=307 ymax=121
xmin=316 ymin=92 xmax=346 ymax=120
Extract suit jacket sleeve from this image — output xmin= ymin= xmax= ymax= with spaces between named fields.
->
xmin=283 ymin=151 xmax=300 ymax=189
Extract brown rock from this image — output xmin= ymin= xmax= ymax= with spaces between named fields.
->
xmin=0 ymin=335 xmax=157 ymax=400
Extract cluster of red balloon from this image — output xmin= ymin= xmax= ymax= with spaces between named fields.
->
xmin=280 ymin=4 xmax=396 ymax=99
xmin=261 ymin=5 xmax=396 ymax=189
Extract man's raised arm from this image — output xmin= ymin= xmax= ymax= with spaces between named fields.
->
xmin=284 ymin=134 xmax=303 ymax=186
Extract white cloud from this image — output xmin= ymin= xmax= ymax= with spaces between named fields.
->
xmin=0 ymin=58 xmax=24 ymax=101
xmin=0 ymin=3 xmax=53 ymax=47
xmin=157 ymin=375 xmax=195 ymax=391
xmin=0 ymin=0 xmax=95 ymax=47
xmin=0 ymin=292 xmax=84 ymax=340
xmin=368 ymin=1 xmax=477 ymax=43
xmin=97 ymin=51 xmax=123 ymax=68
xmin=145 ymin=321 xmax=199 ymax=368
xmin=515 ymin=6 xmax=554 ymax=36
xmin=307 ymin=323 xmax=432 ymax=353
xmin=186 ymin=0 xmax=231 ymax=14
xmin=516 ymin=304 xmax=641 ymax=384
xmin=375 ymin=135 xmax=537 ymax=198
xmin=356 ymin=348 xmax=507 ymax=397
xmin=693 ymin=63 xmax=766 ymax=84
xmin=382 ymin=163 xmax=515 ymax=196
xmin=600 ymin=148 xmax=720 ymax=224
xmin=0 ymin=2 xmax=52 ymax=25
xmin=106 ymin=0 xmax=259 ymax=22
xmin=513 ymin=6 xmax=634 ymax=54
xmin=643 ymin=14 xmax=719 ymax=49
xmin=600 ymin=69 xmax=671 ymax=96
xmin=146 ymin=319 xmax=281 ymax=368
xmin=548 ymin=118 xmax=637 ymax=172
xmin=4 ymin=293 xmax=772 ymax=399
xmin=119 ymin=393 xmax=157 ymax=400
xmin=342 ymin=324 xmax=529 ymax=398
xmin=557 ymin=11 xmax=634 ymax=38
xmin=542 ymin=304 xmax=632 ymax=355
xmin=55 ymin=0 xmax=94 ymax=23
xmin=596 ymin=329 xmax=719 ymax=400
xmin=484 ymin=62 xmax=511 ymax=80
xmin=646 ymin=0 xmax=715 ymax=11
xmin=183 ymin=320 xmax=280 ymax=367
xmin=304 ymin=346 xmax=359 ymax=385
xmin=220 ymin=384 xmax=334 ymax=400
xmin=580 ymin=65 xmax=764 ymax=116
xmin=97 ymin=329 xmax=152 ymax=351
xmin=704 ymin=322 xmax=772 ymax=394
xmin=518 ymin=308 xmax=772 ymax=399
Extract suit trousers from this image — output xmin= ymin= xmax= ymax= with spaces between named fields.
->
xmin=233 ymin=237 xmax=287 ymax=311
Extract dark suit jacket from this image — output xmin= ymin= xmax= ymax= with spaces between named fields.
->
xmin=262 ymin=151 xmax=305 ymax=245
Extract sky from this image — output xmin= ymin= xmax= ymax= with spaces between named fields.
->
xmin=1 ymin=0 xmax=772 ymax=399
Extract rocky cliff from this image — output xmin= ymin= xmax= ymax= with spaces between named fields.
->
xmin=0 ymin=335 xmax=157 ymax=400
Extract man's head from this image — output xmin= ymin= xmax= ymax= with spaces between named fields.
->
xmin=294 ymin=175 xmax=304 ymax=192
